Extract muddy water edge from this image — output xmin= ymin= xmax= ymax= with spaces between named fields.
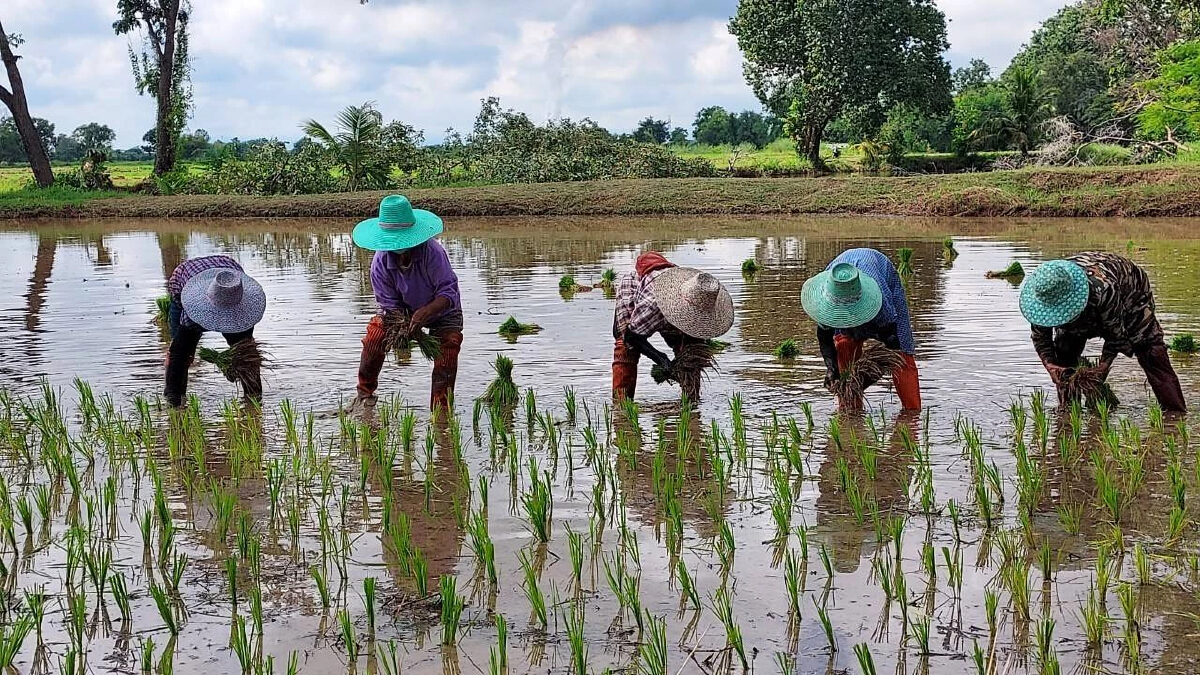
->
xmin=0 ymin=215 xmax=1199 ymax=675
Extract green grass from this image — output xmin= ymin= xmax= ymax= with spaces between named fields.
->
xmin=0 ymin=161 xmax=209 ymax=192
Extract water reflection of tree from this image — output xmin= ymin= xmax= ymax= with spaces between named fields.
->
xmin=736 ymin=238 xmax=947 ymax=388
xmin=24 ymin=233 xmax=57 ymax=333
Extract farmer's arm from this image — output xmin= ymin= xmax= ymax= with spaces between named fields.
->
xmin=622 ymin=330 xmax=672 ymax=370
xmin=1032 ymin=326 xmax=1071 ymax=385
xmin=817 ymin=325 xmax=839 ymax=381
xmin=370 ymin=253 xmax=400 ymax=312
xmin=875 ymin=321 xmax=903 ymax=351
xmin=411 ymin=244 xmax=461 ymax=329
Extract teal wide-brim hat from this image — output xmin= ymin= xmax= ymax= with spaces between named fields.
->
xmin=801 ymin=262 xmax=884 ymax=329
xmin=352 ymin=194 xmax=443 ymax=252
xmin=1019 ymin=259 xmax=1090 ymax=327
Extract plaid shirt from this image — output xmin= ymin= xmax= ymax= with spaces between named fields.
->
xmin=1032 ymin=251 xmax=1163 ymax=360
xmin=167 ymin=255 xmax=244 ymax=328
xmin=615 ymin=268 xmax=670 ymax=336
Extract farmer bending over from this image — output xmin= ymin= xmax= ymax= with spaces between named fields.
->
xmin=801 ymin=248 xmax=921 ymax=411
xmin=612 ymin=252 xmax=734 ymax=401
xmin=1020 ymin=252 xmax=1186 ymax=412
xmin=349 ymin=195 xmax=462 ymax=413
xmin=164 ymin=255 xmax=266 ymax=407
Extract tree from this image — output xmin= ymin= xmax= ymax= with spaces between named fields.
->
xmin=953 ymin=59 xmax=994 ymax=94
xmin=729 ymin=0 xmax=952 ymax=169
xmin=0 ymin=23 xmax=53 ymax=185
xmin=971 ymin=67 xmax=1055 ymax=155
xmin=0 ymin=116 xmax=54 ymax=163
xmin=632 ymin=117 xmax=670 ymax=144
xmin=951 ymin=85 xmax=1008 ymax=153
xmin=54 ymin=134 xmax=84 ymax=162
xmin=693 ymin=106 xmax=734 ymax=145
xmin=115 ymin=0 xmax=192 ymax=176
xmin=72 ymin=123 xmax=116 ymax=153
xmin=668 ymin=127 xmax=689 ymax=144
xmin=302 ymin=102 xmax=391 ymax=191
xmin=1137 ymin=39 xmax=1200 ymax=140
xmin=141 ymin=128 xmax=157 ymax=155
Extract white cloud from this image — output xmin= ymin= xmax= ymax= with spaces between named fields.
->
xmin=6 ymin=0 xmax=1075 ymax=147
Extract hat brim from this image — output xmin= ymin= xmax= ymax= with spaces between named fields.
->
xmin=1019 ymin=261 xmax=1089 ymax=327
xmin=352 ymin=209 xmax=443 ymax=251
xmin=800 ymin=270 xmax=884 ymax=329
xmin=651 ymin=267 xmax=735 ymax=339
xmin=180 ymin=268 xmax=266 ymax=334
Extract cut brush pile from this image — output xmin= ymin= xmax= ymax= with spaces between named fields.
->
xmin=651 ymin=342 xmax=719 ymax=397
xmin=829 ymin=342 xmax=906 ymax=412
xmin=198 ymin=339 xmax=268 ymax=385
xmin=382 ymin=312 xmax=441 ymax=362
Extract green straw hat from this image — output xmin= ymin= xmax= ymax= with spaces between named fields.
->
xmin=800 ymin=262 xmax=883 ymax=328
xmin=352 ymin=195 xmax=443 ymax=252
xmin=1019 ymin=259 xmax=1089 ymax=327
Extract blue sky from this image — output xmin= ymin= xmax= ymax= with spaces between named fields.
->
xmin=7 ymin=0 xmax=1066 ymax=147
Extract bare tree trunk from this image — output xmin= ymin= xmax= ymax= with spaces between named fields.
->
xmin=153 ymin=0 xmax=180 ymax=176
xmin=0 ymin=22 xmax=53 ymax=187
xmin=805 ymin=123 xmax=827 ymax=173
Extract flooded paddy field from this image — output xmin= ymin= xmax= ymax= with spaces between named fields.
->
xmin=1 ymin=216 xmax=1199 ymax=675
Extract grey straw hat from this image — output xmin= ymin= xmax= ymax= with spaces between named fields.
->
xmin=180 ymin=268 xmax=267 ymax=333
xmin=652 ymin=267 xmax=735 ymax=339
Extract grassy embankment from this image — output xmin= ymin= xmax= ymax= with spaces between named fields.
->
xmin=3 ymin=162 xmax=1200 ymax=219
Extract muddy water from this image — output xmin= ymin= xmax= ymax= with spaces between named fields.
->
xmin=0 ymin=215 xmax=1199 ymax=674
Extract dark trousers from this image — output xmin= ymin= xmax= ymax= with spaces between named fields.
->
xmin=164 ymin=300 xmax=261 ymax=407
xmin=1049 ymin=333 xmax=1186 ymax=413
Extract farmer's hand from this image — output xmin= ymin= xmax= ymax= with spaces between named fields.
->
xmin=652 ymin=359 xmax=674 ymax=383
xmin=823 ymin=367 xmax=839 ymax=391
xmin=1043 ymin=362 xmax=1071 ymax=386
xmin=410 ymin=297 xmax=452 ymax=332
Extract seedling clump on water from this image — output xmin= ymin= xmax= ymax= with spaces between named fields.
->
xmin=480 ymin=355 xmax=519 ymax=406
xmin=774 ymin=338 xmax=800 ymax=360
xmin=1171 ymin=334 xmax=1198 ymax=353
xmin=896 ymin=248 xmax=914 ymax=276
xmin=498 ymin=316 xmax=542 ymax=337
xmin=741 ymin=258 xmax=759 ymax=276
xmin=986 ymin=261 xmax=1025 ymax=280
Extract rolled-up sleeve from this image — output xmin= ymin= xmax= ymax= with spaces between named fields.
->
xmin=370 ymin=253 xmax=399 ymax=312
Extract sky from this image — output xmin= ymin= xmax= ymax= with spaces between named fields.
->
xmin=6 ymin=0 xmax=1069 ymax=148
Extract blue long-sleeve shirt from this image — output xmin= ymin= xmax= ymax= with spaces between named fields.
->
xmin=818 ymin=248 xmax=916 ymax=354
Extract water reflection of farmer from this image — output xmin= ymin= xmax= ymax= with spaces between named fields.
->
xmin=801 ymin=249 xmax=921 ymax=411
xmin=814 ymin=413 xmax=918 ymax=572
xmin=1020 ymin=253 xmax=1186 ymax=413
xmin=348 ymin=196 xmax=463 ymax=413
xmin=164 ymin=256 xmax=266 ymax=407
xmin=612 ymin=252 xmax=734 ymax=401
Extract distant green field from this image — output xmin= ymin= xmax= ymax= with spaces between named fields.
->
xmin=0 ymin=162 xmax=207 ymax=192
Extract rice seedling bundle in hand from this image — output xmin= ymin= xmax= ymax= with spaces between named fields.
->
xmin=481 ymin=355 xmax=519 ymax=407
xmin=382 ymin=312 xmax=441 ymax=362
xmin=153 ymin=296 xmax=172 ymax=326
xmin=829 ymin=342 xmax=906 ymax=412
xmin=198 ymin=339 xmax=268 ymax=385
xmin=650 ymin=342 xmax=719 ymax=397
xmin=896 ymin=248 xmax=914 ymax=276
xmin=986 ymin=261 xmax=1025 ymax=280
xmin=1170 ymin=334 xmax=1198 ymax=354
xmin=1062 ymin=357 xmax=1119 ymax=410
xmin=497 ymin=317 xmax=542 ymax=337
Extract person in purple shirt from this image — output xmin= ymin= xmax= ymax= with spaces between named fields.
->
xmin=348 ymin=195 xmax=463 ymax=412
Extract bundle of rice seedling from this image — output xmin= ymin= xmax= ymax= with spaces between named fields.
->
xmin=153 ymin=295 xmax=172 ymax=326
xmin=896 ymin=248 xmax=914 ymax=276
xmin=985 ymin=261 xmax=1025 ymax=280
xmin=498 ymin=316 xmax=542 ymax=337
xmin=481 ymin=355 xmax=519 ymax=406
xmin=774 ymin=338 xmax=800 ymax=359
xmin=198 ymin=339 xmax=269 ymax=385
xmin=1062 ymin=357 xmax=1119 ymax=409
xmin=650 ymin=342 xmax=719 ymax=396
xmin=595 ymin=268 xmax=618 ymax=290
xmin=706 ymin=339 xmax=731 ymax=352
xmin=829 ymin=342 xmax=906 ymax=412
xmin=382 ymin=312 xmax=441 ymax=362
xmin=942 ymin=238 xmax=959 ymax=262
xmin=742 ymin=259 xmax=760 ymax=275
xmin=1170 ymin=334 xmax=1198 ymax=354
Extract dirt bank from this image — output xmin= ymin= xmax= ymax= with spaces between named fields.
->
xmin=4 ymin=164 xmax=1200 ymax=219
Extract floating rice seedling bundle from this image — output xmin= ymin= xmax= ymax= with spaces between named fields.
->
xmin=985 ymin=261 xmax=1025 ymax=280
xmin=153 ymin=295 xmax=172 ymax=326
xmin=481 ymin=355 xmax=519 ymax=406
xmin=741 ymin=259 xmax=759 ymax=275
xmin=774 ymin=338 xmax=799 ymax=360
xmin=497 ymin=316 xmax=542 ymax=337
xmin=829 ymin=342 xmax=906 ymax=412
xmin=942 ymin=237 xmax=959 ymax=262
xmin=896 ymin=248 xmax=914 ymax=276
xmin=559 ymin=274 xmax=592 ymax=294
xmin=650 ymin=342 xmax=719 ymax=395
xmin=198 ymin=339 xmax=269 ymax=385
xmin=1170 ymin=334 xmax=1197 ymax=353
xmin=1063 ymin=357 xmax=1119 ymax=409
xmin=382 ymin=312 xmax=441 ymax=362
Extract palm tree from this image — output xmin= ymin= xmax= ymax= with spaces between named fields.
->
xmin=302 ymin=102 xmax=389 ymax=191
xmin=970 ymin=67 xmax=1055 ymax=156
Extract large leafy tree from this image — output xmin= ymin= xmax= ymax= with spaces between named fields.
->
xmin=73 ymin=123 xmax=116 ymax=153
xmin=0 ymin=115 xmax=54 ymax=163
xmin=0 ymin=23 xmax=53 ymax=186
xmin=729 ymin=0 xmax=952 ymax=168
xmin=1137 ymin=39 xmax=1200 ymax=140
xmin=632 ymin=117 xmax=670 ymax=144
xmin=114 ymin=0 xmax=191 ymax=177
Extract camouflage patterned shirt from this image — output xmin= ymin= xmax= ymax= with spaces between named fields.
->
xmin=1032 ymin=251 xmax=1163 ymax=361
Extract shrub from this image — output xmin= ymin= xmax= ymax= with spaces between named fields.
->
xmin=1076 ymin=143 xmax=1132 ymax=166
xmin=185 ymin=142 xmax=339 ymax=195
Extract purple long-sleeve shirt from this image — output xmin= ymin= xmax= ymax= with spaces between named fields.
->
xmin=369 ymin=240 xmax=461 ymax=319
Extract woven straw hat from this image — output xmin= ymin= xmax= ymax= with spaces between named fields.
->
xmin=180 ymin=268 xmax=266 ymax=333
xmin=352 ymin=195 xmax=443 ymax=252
xmin=1019 ymin=260 xmax=1089 ymax=327
xmin=651 ymin=267 xmax=735 ymax=339
xmin=800 ymin=262 xmax=884 ymax=329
